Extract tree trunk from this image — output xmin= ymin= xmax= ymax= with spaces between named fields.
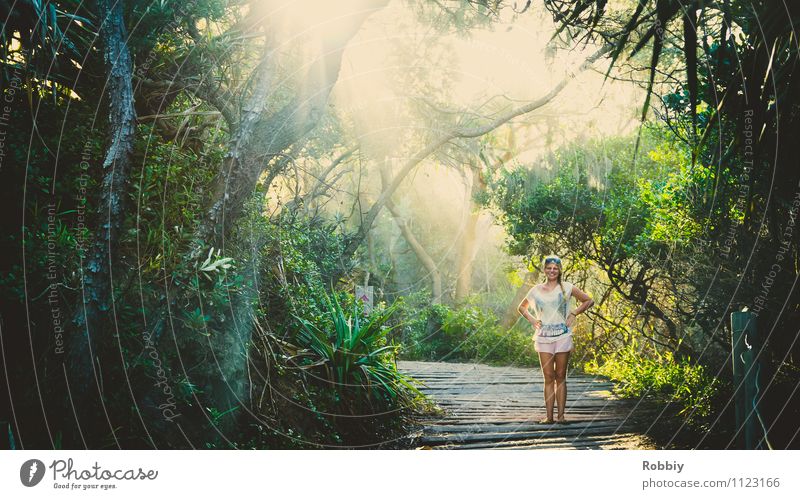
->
xmin=197 ymin=1 xmax=388 ymax=246
xmin=456 ymin=131 xmax=516 ymax=303
xmin=66 ymin=0 xmax=137 ymax=443
xmin=380 ymin=161 xmax=443 ymax=303
xmin=454 ymin=167 xmax=481 ymax=302
xmin=178 ymin=2 xmax=388 ymax=439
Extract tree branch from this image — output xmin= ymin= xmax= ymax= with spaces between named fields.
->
xmin=342 ymin=44 xmax=612 ymax=260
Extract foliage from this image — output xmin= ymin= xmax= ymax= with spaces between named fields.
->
xmin=409 ymin=0 xmax=504 ymax=35
xmin=391 ymin=292 xmax=453 ymax=361
xmin=234 ymin=208 xmax=433 ymax=447
xmin=393 ymin=293 xmax=539 ymax=366
xmin=5 ymin=0 xmax=799 ymax=452
xmin=483 ymin=126 xmax=747 ymax=446
xmin=293 ymin=289 xmax=424 ymax=408
xmin=585 ymin=340 xmax=718 ymax=430
xmin=483 ymin=128 xmax=740 ymax=356
xmin=251 ymin=209 xmax=351 ymax=334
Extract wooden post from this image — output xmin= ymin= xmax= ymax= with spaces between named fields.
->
xmin=731 ymin=309 xmax=758 ymax=449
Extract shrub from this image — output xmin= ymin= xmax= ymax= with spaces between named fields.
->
xmin=464 ymin=320 xmax=539 ymax=367
xmin=393 ymin=296 xmax=539 ymax=366
xmin=390 ymin=293 xmax=451 ymax=360
xmin=584 ymin=340 xmax=718 ymax=427
xmin=293 ymin=290 xmax=424 ymax=410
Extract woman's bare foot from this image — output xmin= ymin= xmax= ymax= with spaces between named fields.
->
xmin=538 ymin=418 xmax=555 ymax=424
xmin=556 ymin=415 xmax=567 ymax=424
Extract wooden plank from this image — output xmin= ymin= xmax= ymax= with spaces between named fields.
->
xmin=421 ymin=420 xmax=629 ymax=433
xmin=422 ymin=416 xmax=638 ymax=424
xmin=399 ymin=360 xmax=651 ymax=450
xmin=419 ymin=426 xmax=634 ymax=444
xmin=433 ymin=433 xmax=649 ymax=450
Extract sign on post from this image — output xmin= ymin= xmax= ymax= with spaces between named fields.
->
xmin=355 ymin=285 xmax=373 ymax=315
xmin=731 ymin=308 xmax=759 ymax=449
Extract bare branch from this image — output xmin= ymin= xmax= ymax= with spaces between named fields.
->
xmin=342 ymin=44 xmax=612 ymax=259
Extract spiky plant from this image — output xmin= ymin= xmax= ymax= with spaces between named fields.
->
xmin=294 ymin=291 xmax=423 ymax=407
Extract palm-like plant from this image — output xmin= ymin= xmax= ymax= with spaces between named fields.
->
xmin=294 ymin=291 xmax=422 ymax=407
xmin=2 ymin=1 xmax=94 ymax=98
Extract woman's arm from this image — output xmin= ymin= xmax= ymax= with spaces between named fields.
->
xmin=518 ymin=296 xmax=541 ymax=329
xmin=568 ymin=286 xmax=594 ymax=319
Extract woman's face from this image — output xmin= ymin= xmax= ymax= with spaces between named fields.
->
xmin=544 ymin=262 xmax=560 ymax=280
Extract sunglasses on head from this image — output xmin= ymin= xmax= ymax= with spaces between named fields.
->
xmin=544 ymin=257 xmax=561 ymax=264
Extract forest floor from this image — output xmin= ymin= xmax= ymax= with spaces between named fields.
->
xmin=398 ymin=360 xmax=662 ymax=450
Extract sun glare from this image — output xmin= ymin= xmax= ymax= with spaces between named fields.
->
xmin=332 ymin=1 xmax=643 ymax=166
xmin=261 ymin=0 xmax=380 ymax=44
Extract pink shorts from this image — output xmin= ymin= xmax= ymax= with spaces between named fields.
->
xmin=534 ymin=335 xmax=574 ymax=354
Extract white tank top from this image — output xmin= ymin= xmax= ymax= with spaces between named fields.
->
xmin=526 ymin=281 xmax=573 ymax=343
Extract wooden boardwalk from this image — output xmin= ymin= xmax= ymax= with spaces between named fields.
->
xmin=398 ymin=361 xmax=656 ymax=450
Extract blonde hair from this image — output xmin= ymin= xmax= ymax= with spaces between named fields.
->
xmin=541 ymin=254 xmax=566 ymax=299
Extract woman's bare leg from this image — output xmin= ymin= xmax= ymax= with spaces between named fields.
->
xmin=538 ymin=352 xmax=556 ymax=422
xmin=554 ymin=351 xmax=571 ymax=421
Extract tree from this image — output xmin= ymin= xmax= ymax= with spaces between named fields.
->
xmin=66 ymin=0 xmax=137 ymax=439
xmin=379 ymin=159 xmax=444 ymax=303
xmin=341 ymin=44 xmax=611 ymax=260
xmin=486 ymin=132 xmax=712 ymax=356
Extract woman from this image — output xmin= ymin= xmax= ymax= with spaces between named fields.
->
xmin=518 ymin=255 xmax=594 ymax=424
